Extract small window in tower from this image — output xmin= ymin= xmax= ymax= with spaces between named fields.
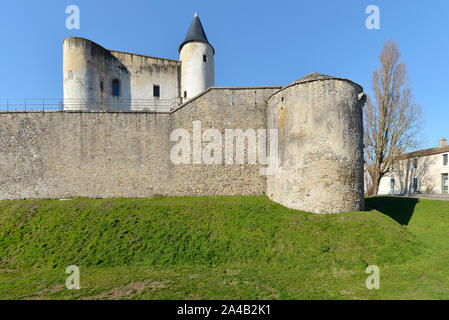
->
xmin=112 ymin=79 xmax=120 ymax=97
xmin=100 ymin=81 xmax=104 ymax=92
xmin=184 ymin=91 xmax=187 ymax=98
xmin=203 ymin=55 xmax=207 ymax=62
xmin=153 ymin=85 xmax=160 ymax=97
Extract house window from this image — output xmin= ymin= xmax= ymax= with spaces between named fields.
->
xmin=412 ymin=158 xmax=418 ymax=170
xmin=184 ymin=91 xmax=187 ymax=98
xmin=443 ymin=174 xmax=448 ymax=194
xmin=203 ymin=55 xmax=207 ymax=62
xmin=443 ymin=154 xmax=448 ymax=166
xmin=153 ymin=85 xmax=160 ymax=97
xmin=390 ymin=178 xmax=395 ymax=191
xmin=112 ymin=79 xmax=120 ymax=97
xmin=412 ymin=177 xmax=418 ymax=193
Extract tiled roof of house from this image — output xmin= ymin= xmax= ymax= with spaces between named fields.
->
xmin=400 ymin=145 xmax=449 ymax=159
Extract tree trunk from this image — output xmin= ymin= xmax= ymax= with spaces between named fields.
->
xmin=372 ymin=175 xmax=382 ymax=196
xmin=369 ymin=173 xmax=382 ymax=197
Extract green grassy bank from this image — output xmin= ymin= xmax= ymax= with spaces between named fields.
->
xmin=0 ymin=195 xmax=447 ymax=299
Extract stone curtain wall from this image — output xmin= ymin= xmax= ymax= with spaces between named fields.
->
xmin=0 ymin=112 xmax=172 ymax=199
xmin=171 ymin=87 xmax=281 ymax=196
xmin=0 ymin=87 xmax=280 ymax=200
xmin=0 ymin=80 xmax=365 ymax=214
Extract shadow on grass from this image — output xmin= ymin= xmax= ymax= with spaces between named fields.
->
xmin=365 ymin=197 xmax=419 ymax=226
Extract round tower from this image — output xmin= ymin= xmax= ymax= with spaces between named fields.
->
xmin=267 ymin=73 xmax=365 ymax=214
xmin=63 ymin=37 xmax=110 ymax=111
xmin=179 ymin=12 xmax=215 ymax=102
xmin=63 ymin=37 xmax=95 ymax=110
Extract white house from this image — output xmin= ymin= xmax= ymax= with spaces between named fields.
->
xmin=377 ymin=138 xmax=449 ymax=195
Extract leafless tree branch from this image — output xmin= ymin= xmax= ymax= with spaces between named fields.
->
xmin=364 ymin=40 xmax=422 ymax=196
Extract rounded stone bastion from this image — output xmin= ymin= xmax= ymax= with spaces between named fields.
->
xmin=266 ymin=73 xmax=365 ymax=214
xmin=63 ymin=37 xmax=104 ymax=110
xmin=63 ymin=37 xmax=127 ymax=111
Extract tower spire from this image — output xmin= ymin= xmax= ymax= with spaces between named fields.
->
xmin=179 ymin=12 xmax=214 ymax=54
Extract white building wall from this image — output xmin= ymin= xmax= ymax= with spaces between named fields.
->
xmin=110 ymin=51 xmax=181 ymax=111
xmin=378 ymin=152 xmax=449 ymax=195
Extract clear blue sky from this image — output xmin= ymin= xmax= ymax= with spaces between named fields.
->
xmin=0 ymin=0 xmax=447 ymax=149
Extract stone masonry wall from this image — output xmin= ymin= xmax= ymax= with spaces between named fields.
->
xmin=0 ymin=112 xmax=173 ymax=199
xmin=0 ymin=87 xmax=280 ymax=200
xmin=170 ymin=87 xmax=281 ymax=196
xmin=267 ymin=76 xmax=365 ymax=214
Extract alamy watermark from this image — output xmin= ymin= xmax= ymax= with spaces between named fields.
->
xmin=66 ymin=5 xmax=80 ymax=30
xmin=170 ymin=121 xmax=279 ymax=176
xmin=65 ymin=265 xmax=80 ymax=290
xmin=365 ymin=265 xmax=380 ymax=290
xmin=365 ymin=5 xmax=380 ymax=30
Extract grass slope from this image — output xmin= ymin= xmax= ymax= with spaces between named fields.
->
xmin=0 ymin=195 xmax=447 ymax=299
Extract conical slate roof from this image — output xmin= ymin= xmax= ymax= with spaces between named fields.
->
xmin=179 ymin=12 xmax=214 ymax=54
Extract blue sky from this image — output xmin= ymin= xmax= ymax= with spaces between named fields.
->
xmin=0 ymin=0 xmax=447 ymax=149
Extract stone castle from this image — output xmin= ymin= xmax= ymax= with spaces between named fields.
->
xmin=63 ymin=12 xmax=214 ymax=111
xmin=0 ymin=13 xmax=366 ymax=214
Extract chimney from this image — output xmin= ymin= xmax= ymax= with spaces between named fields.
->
xmin=439 ymin=138 xmax=447 ymax=147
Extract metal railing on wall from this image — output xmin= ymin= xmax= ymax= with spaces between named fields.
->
xmin=0 ymin=98 xmax=180 ymax=112
xmin=0 ymin=99 xmax=63 ymax=112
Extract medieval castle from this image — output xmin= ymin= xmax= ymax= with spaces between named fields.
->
xmin=0 ymin=13 xmax=366 ymax=214
xmin=63 ymin=12 xmax=214 ymax=111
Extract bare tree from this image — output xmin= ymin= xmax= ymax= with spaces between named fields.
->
xmin=364 ymin=40 xmax=422 ymax=196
